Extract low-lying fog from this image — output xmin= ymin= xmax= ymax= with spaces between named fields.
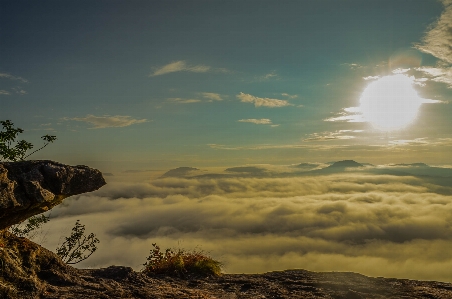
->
xmin=38 ymin=161 xmax=452 ymax=282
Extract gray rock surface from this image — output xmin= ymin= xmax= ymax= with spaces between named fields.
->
xmin=0 ymin=160 xmax=106 ymax=229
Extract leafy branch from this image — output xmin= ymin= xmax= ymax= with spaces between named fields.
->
xmin=9 ymin=214 xmax=50 ymax=239
xmin=0 ymin=120 xmax=56 ymax=162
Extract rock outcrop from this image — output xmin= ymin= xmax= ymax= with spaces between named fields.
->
xmin=0 ymin=160 xmax=106 ymax=229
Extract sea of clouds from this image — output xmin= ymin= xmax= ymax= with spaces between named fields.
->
xmin=39 ymin=163 xmax=452 ymax=282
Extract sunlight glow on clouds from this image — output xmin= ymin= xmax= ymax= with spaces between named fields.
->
xmin=416 ymin=66 xmax=452 ymax=88
xmin=326 ymin=75 xmax=442 ymax=130
xmin=67 ymin=115 xmax=149 ymax=128
xmin=237 ymin=92 xmax=291 ymax=108
xmin=303 ymin=130 xmax=361 ymax=142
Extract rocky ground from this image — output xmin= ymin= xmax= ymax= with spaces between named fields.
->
xmin=1 ymin=231 xmax=452 ymax=299
xmin=41 ymin=266 xmax=452 ymax=299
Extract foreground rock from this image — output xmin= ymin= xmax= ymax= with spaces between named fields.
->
xmin=1 ymin=232 xmax=451 ymax=299
xmin=0 ymin=160 xmax=106 ymax=229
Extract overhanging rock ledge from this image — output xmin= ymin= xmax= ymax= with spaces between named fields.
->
xmin=0 ymin=160 xmax=106 ymax=229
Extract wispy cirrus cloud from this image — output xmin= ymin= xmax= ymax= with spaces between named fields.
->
xmin=281 ymin=93 xmax=298 ymax=99
xmin=0 ymin=90 xmax=11 ymax=95
xmin=416 ymin=66 xmax=452 ymax=88
xmin=200 ymin=92 xmax=223 ymax=101
xmin=66 ymin=115 xmax=149 ymax=129
xmin=237 ymin=92 xmax=292 ymax=108
xmin=12 ymin=87 xmax=27 ymax=95
xmin=303 ymin=130 xmax=362 ymax=142
xmin=0 ymin=72 xmax=28 ymax=83
xmin=238 ymin=118 xmax=273 ymax=125
xmin=416 ymin=0 xmax=452 ymax=64
xmin=341 ymin=63 xmax=363 ymax=70
xmin=150 ymin=61 xmax=211 ymax=76
xmin=324 ymin=107 xmax=365 ymax=123
xmin=166 ymin=93 xmax=224 ymax=104
xmin=167 ymin=98 xmax=202 ymax=104
xmin=415 ymin=0 xmax=452 ymax=87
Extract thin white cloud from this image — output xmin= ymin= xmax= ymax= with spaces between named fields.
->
xmin=150 ymin=61 xmax=211 ymax=76
xmin=167 ymin=98 xmax=202 ymax=104
xmin=13 ymin=88 xmax=27 ymax=95
xmin=0 ymin=73 xmax=28 ymax=83
xmin=200 ymin=92 xmax=223 ymax=101
xmin=363 ymin=76 xmax=380 ymax=81
xmin=281 ymin=93 xmax=298 ymax=99
xmin=67 ymin=115 xmax=149 ymax=129
xmin=237 ymin=92 xmax=291 ymax=108
xmin=0 ymin=90 xmax=11 ymax=95
xmin=238 ymin=118 xmax=273 ymax=125
xmin=342 ymin=63 xmax=363 ymax=70
xmin=262 ymin=71 xmax=277 ymax=80
xmin=324 ymin=107 xmax=365 ymax=123
xmin=392 ymin=68 xmax=410 ymax=74
xmin=303 ymin=131 xmax=357 ymax=142
xmin=416 ymin=66 xmax=452 ymax=88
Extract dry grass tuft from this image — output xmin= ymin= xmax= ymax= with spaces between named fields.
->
xmin=142 ymin=243 xmax=222 ymax=278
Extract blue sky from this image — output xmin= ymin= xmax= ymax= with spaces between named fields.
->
xmin=1 ymin=0 xmax=452 ymax=171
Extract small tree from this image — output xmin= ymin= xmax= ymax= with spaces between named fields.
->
xmin=0 ymin=120 xmax=56 ymax=161
xmin=55 ymin=220 xmax=100 ymax=265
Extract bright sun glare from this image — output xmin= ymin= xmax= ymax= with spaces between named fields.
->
xmin=359 ymin=74 xmax=425 ymax=131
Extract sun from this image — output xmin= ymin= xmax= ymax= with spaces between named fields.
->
xmin=359 ymin=74 xmax=425 ymax=131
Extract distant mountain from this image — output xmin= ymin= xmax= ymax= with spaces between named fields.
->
xmin=327 ymin=160 xmax=364 ymax=169
xmin=225 ymin=166 xmax=266 ymax=174
xmin=293 ymin=163 xmax=321 ymax=170
xmin=160 ymin=167 xmax=200 ymax=178
xmin=309 ymin=160 xmax=365 ymax=174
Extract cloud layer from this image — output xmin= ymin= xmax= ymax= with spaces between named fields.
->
xmin=40 ymin=164 xmax=452 ymax=282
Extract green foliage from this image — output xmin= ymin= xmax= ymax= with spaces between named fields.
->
xmin=143 ymin=243 xmax=222 ymax=277
xmin=9 ymin=214 xmax=50 ymax=240
xmin=0 ymin=120 xmax=56 ymax=162
xmin=55 ymin=220 xmax=100 ymax=265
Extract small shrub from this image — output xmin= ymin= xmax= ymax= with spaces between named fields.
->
xmin=143 ymin=243 xmax=222 ymax=277
xmin=55 ymin=220 xmax=99 ymax=265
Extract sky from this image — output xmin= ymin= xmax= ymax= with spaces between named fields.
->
xmin=1 ymin=0 xmax=452 ymax=171
xmin=3 ymin=0 xmax=452 ymax=282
